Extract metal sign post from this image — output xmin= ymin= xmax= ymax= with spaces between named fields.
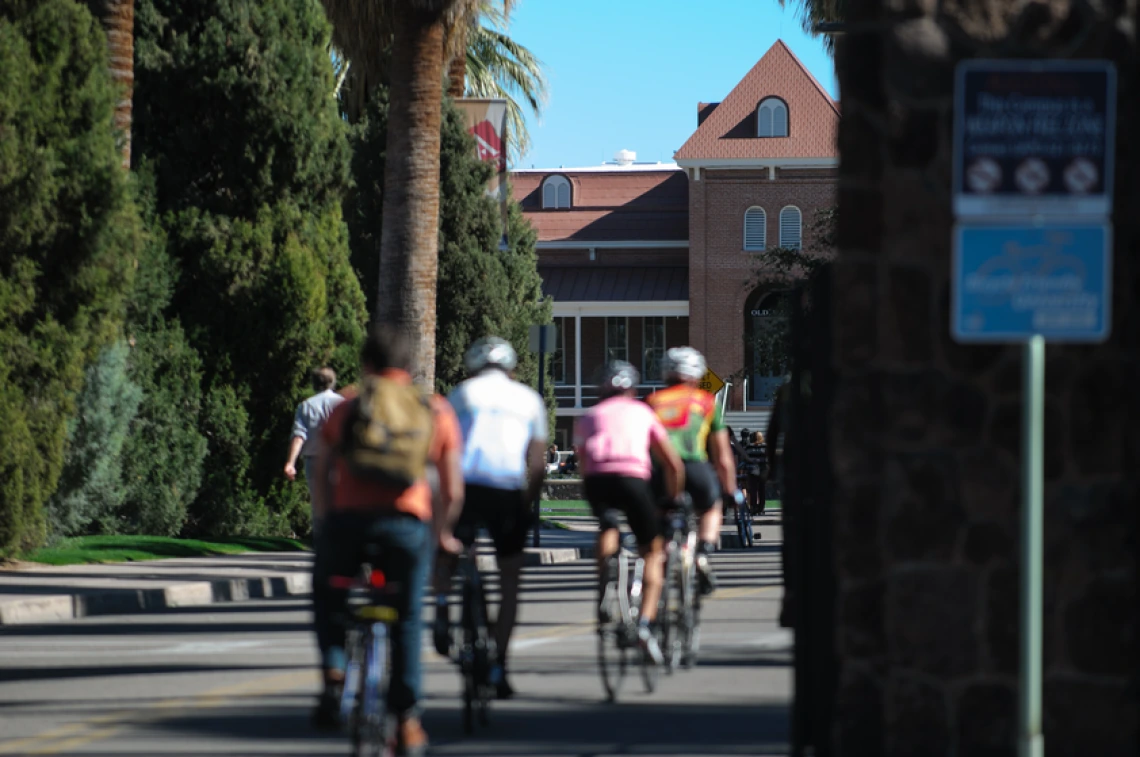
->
xmin=951 ymin=59 xmax=1116 ymax=757
xmin=1021 ymin=334 xmax=1045 ymax=757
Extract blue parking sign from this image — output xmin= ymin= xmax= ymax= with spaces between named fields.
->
xmin=952 ymin=222 xmax=1111 ymax=342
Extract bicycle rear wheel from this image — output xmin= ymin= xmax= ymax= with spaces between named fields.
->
xmin=633 ymin=558 xmax=661 ymax=694
xmin=460 ymin=578 xmax=485 ymax=734
xmin=352 ymin=629 xmax=389 ymax=757
xmin=659 ymin=547 xmax=683 ymax=673
xmin=681 ymin=560 xmax=701 ymax=669
xmin=597 ymin=556 xmax=628 ymax=701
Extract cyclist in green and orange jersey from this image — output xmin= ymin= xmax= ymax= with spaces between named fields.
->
xmin=646 ymin=347 xmax=744 ymax=596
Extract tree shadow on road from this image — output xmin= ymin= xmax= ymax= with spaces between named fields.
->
xmin=128 ymin=697 xmax=789 ymax=756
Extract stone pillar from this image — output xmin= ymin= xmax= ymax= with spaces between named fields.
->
xmin=829 ymin=0 xmax=1139 ymax=754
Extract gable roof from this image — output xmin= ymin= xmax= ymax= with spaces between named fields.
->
xmin=675 ymin=40 xmax=839 ymax=162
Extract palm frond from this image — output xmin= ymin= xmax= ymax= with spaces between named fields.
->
xmin=465 ymin=23 xmax=548 ymax=162
xmin=320 ymin=1 xmax=393 ymax=92
xmin=777 ymin=0 xmax=841 ymax=54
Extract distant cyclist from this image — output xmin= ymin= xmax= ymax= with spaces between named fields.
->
xmin=434 ymin=336 xmax=547 ymax=699
xmin=646 ymin=347 xmax=743 ymax=595
xmin=574 ymin=361 xmax=684 ymax=665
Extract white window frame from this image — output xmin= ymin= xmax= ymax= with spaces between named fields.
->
xmin=779 ymin=205 xmax=802 ymax=249
xmin=757 ymin=98 xmax=788 ymax=138
xmin=550 ymin=317 xmax=567 ymax=384
xmin=642 ymin=316 xmax=665 ymax=385
xmin=604 ymin=316 xmax=628 ymax=365
xmin=542 ymin=175 xmax=571 ymax=209
xmin=744 ymin=206 xmax=767 ymax=251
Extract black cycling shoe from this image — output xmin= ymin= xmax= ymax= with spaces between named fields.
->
xmin=432 ymin=606 xmax=451 ymax=657
xmin=696 ymin=552 xmax=717 ymax=596
xmin=310 ymin=689 xmax=341 ymax=732
xmin=492 ymin=666 xmax=514 ymax=700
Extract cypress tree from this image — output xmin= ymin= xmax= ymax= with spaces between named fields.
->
xmin=0 ymin=0 xmax=138 ymax=555
xmin=134 ymin=0 xmax=366 ymax=536
xmin=116 ymin=169 xmax=209 ymax=536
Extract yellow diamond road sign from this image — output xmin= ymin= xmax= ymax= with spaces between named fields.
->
xmin=697 ymin=368 xmax=725 ymax=395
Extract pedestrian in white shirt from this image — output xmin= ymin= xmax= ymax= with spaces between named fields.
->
xmin=285 ymin=367 xmax=344 ymax=534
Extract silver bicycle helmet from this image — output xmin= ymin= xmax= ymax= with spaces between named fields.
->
xmin=597 ymin=360 xmax=639 ymax=398
xmin=463 ymin=336 xmax=518 ymax=374
xmin=661 ymin=346 xmax=707 ymax=383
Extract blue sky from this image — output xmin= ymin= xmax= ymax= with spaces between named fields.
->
xmin=507 ymin=0 xmax=838 ymax=170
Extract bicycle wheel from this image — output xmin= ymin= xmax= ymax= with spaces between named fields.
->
xmin=352 ymin=628 xmax=388 ymax=757
xmin=680 ymin=560 xmax=701 ymax=669
xmin=472 ymin=574 xmax=494 ymax=728
xmin=659 ymin=547 xmax=682 ymax=673
xmin=597 ymin=556 xmax=627 ymax=701
xmin=633 ymin=557 xmax=661 ymax=694
xmin=460 ymin=579 xmax=479 ymax=734
xmin=735 ymin=504 xmax=749 ymax=549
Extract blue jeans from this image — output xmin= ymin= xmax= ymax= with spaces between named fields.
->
xmin=312 ymin=512 xmax=432 ymax=716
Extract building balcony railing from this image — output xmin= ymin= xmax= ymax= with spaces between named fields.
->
xmin=554 ymin=382 xmax=672 ymax=410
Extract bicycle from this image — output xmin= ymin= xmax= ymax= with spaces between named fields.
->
xmin=441 ymin=541 xmax=497 ymax=734
xmin=731 ymin=487 xmax=755 ymax=549
xmin=596 ymin=514 xmax=662 ymax=701
xmin=659 ymin=493 xmax=702 ymax=672
xmin=330 ymin=557 xmax=400 ymax=757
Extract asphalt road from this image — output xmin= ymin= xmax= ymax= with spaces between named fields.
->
xmin=0 ymin=524 xmax=789 ymax=757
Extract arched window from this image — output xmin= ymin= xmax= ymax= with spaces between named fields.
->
xmin=757 ymin=98 xmax=788 ymax=138
xmin=779 ymin=206 xmax=802 ymax=249
xmin=542 ymin=175 xmax=571 ymax=209
xmin=743 ymin=206 xmax=766 ymax=251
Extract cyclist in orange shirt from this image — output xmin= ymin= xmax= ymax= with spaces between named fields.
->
xmin=309 ymin=324 xmax=464 ymax=756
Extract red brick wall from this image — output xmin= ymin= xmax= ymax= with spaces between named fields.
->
xmin=688 ymin=170 xmax=836 ymax=406
xmin=580 ymin=317 xmax=606 ymax=382
xmin=665 ymin=316 xmax=689 ymax=349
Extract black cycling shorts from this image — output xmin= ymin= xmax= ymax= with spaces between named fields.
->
xmin=584 ymin=475 xmax=660 ymax=548
xmin=651 ymin=460 xmax=722 ymax=513
xmin=454 ymin=484 xmax=532 ymax=558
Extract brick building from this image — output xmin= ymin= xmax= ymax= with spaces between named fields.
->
xmin=512 ymin=41 xmax=839 ymax=445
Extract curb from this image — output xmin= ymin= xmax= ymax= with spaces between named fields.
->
xmin=0 ymin=547 xmax=590 ymax=627
xmin=0 ymin=574 xmax=312 ymax=627
xmin=475 ymin=546 xmax=594 ymax=573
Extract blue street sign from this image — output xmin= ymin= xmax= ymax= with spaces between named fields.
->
xmin=952 ymin=222 xmax=1112 ymax=342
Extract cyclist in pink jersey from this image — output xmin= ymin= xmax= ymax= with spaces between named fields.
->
xmin=574 ymin=361 xmax=684 ymax=665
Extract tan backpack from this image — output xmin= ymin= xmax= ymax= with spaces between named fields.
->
xmin=339 ymin=375 xmax=434 ymax=488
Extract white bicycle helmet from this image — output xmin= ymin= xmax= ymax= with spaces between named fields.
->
xmin=463 ymin=336 xmax=518 ymax=374
xmin=661 ymin=346 xmax=707 ymax=383
xmin=597 ymin=360 xmax=639 ymax=398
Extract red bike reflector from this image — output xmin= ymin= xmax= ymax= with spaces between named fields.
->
xmin=369 ymin=570 xmax=387 ymax=589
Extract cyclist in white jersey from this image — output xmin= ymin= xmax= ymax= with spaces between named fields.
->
xmin=433 ymin=336 xmax=547 ymax=699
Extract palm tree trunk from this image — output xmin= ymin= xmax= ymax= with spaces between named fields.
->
xmin=378 ymin=3 xmax=448 ymax=386
xmin=446 ymin=24 xmax=468 ymax=98
xmin=88 ymin=0 xmax=134 ymax=169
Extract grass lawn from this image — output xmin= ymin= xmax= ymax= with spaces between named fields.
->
xmin=23 ymin=535 xmax=309 ymax=566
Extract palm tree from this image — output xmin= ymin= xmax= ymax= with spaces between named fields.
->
xmin=461 ymin=3 xmax=548 ymax=163
xmin=324 ymin=0 xmax=471 ymax=386
xmin=778 ymin=0 xmax=844 ymax=53
xmin=332 ymin=1 xmax=546 ymax=163
xmin=86 ymin=0 xmax=135 ymax=168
